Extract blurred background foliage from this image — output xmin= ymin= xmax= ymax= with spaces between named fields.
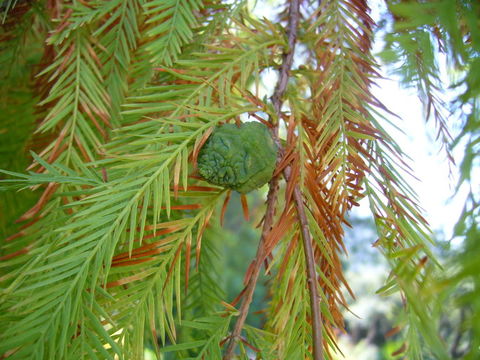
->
xmin=0 ymin=0 xmax=478 ymax=358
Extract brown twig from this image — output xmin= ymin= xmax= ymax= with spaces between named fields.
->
xmin=271 ymin=0 xmax=300 ymax=119
xmin=223 ymin=0 xmax=307 ymax=358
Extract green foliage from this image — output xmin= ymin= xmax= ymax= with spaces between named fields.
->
xmin=382 ymin=0 xmax=480 ymax=358
xmin=0 ymin=0 xmax=477 ymax=359
xmin=162 ymin=314 xmax=233 ymax=359
xmin=143 ymin=0 xmax=203 ymax=66
xmin=198 ymin=122 xmax=278 ymax=193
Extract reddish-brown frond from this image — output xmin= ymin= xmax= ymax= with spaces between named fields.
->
xmin=163 ymin=244 xmax=183 ymax=291
xmin=220 ymin=190 xmax=232 ymax=226
xmin=106 ymin=271 xmax=156 ymax=288
xmin=240 ymin=194 xmax=250 ymax=222
xmin=16 ymin=182 xmax=59 ymax=222
xmin=263 ymin=205 xmax=297 ymax=261
xmin=191 ymin=127 xmax=213 ymax=169
xmin=195 ymin=208 xmax=214 ymax=268
xmin=270 ymin=0 xmax=384 ymax=353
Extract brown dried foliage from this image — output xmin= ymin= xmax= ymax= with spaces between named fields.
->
xmin=266 ymin=0 xmax=389 ymax=352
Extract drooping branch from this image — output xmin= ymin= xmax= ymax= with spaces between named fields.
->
xmin=223 ymin=0 xmax=323 ymax=358
xmin=273 ymin=0 xmax=323 ymax=357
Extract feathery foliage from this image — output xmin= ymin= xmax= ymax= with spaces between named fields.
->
xmin=380 ymin=1 xmax=479 ymax=357
xmin=0 ymin=0 xmax=477 ymax=359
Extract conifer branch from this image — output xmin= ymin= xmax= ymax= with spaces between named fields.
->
xmin=224 ymin=0 xmax=304 ymax=358
xmin=274 ymin=0 xmax=323 ymax=357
